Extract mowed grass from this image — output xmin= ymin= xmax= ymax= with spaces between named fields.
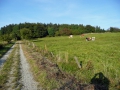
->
xmin=33 ymin=33 xmax=120 ymax=89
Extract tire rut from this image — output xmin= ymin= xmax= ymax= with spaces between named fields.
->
xmin=20 ymin=44 xmax=38 ymax=90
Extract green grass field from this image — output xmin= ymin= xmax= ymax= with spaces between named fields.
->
xmin=33 ymin=33 xmax=120 ymax=89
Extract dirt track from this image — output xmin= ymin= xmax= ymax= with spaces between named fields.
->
xmin=0 ymin=43 xmax=40 ymax=90
xmin=20 ymin=44 xmax=39 ymax=90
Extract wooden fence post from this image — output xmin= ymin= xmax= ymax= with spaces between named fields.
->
xmin=74 ymin=56 xmax=82 ymax=69
xmin=32 ymin=42 xmax=35 ymax=48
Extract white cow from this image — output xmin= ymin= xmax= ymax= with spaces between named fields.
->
xmin=91 ymin=37 xmax=95 ymax=41
xmin=69 ymin=35 xmax=73 ymax=38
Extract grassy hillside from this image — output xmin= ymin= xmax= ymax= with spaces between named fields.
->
xmin=33 ymin=33 xmax=120 ymax=89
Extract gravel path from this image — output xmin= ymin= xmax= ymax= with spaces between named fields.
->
xmin=5 ymin=45 xmax=21 ymax=90
xmin=20 ymin=44 xmax=38 ymax=90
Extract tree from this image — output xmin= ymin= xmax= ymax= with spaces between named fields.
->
xmin=85 ymin=25 xmax=95 ymax=33
xmin=110 ymin=27 xmax=120 ymax=32
xmin=33 ymin=23 xmax=48 ymax=38
xmin=12 ymin=25 xmax=21 ymax=40
xmin=95 ymin=26 xmax=101 ymax=33
xmin=48 ymin=26 xmax=55 ymax=37
xmin=59 ymin=28 xmax=71 ymax=36
xmin=20 ymin=28 xmax=32 ymax=40
xmin=55 ymin=31 xmax=60 ymax=36
xmin=1 ymin=34 xmax=12 ymax=43
xmin=58 ymin=24 xmax=71 ymax=36
xmin=71 ymin=29 xmax=80 ymax=35
xmin=78 ymin=24 xmax=85 ymax=34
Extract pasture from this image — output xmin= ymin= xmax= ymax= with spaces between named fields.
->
xmin=33 ymin=33 xmax=120 ymax=89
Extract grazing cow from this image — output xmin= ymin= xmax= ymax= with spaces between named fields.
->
xmin=80 ymin=34 xmax=85 ymax=37
xmin=86 ymin=37 xmax=91 ymax=41
xmin=69 ymin=35 xmax=73 ymax=38
xmin=91 ymin=37 xmax=95 ymax=41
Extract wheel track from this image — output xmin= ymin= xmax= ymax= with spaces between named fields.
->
xmin=20 ymin=44 xmax=38 ymax=90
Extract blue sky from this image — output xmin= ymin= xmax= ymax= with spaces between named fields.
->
xmin=0 ymin=0 xmax=120 ymax=30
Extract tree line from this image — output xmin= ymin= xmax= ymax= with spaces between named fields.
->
xmin=0 ymin=22 xmax=120 ymax=42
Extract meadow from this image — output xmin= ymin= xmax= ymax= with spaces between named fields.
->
xmin=33 ymin=33 xmax=120 ymax=89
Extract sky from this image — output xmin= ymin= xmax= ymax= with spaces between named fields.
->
xmin=0 ymin=0 xmax=120 ymax=30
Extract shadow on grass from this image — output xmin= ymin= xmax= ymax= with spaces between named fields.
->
xmin=56 ymin=72 xmax=110 ymax=90
xmin=32 ymin=39 xmax=43 ymax=42
xmin=90 ymin=72 xmax=110 ymax=90
xmin=0 ymin=47 xmax=10 ymax=54
xmin=0 ymin=43 xmax=14 ymax=58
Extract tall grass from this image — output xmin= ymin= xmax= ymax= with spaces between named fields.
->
xmin=0 ymin=44 xmax=22 ymax=90
xmin=33 ymin=33 xmax=120 ymax=89
xmin=21 ymin=43 xmax=60 ymax=89
xmin=0 ymin=45 xmax=16 ymax=89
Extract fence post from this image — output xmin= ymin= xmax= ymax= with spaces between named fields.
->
xmin=74 ymin=56 xmax=82 ymax=69
xmin=65 ymin=52 xmax=68 ymax=63
xmin=32 ymin=42 xmax=35 ymax=48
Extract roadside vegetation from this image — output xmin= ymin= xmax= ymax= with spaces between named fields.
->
xmin=21 ymin=43 xmax=60 ymax=89
xmin=23 ymin=33 xmax=120 ymax=90
xmin=0 ymin=44 xmax=22 ymax=90
xmin=0 ymin=41 xmax=14 ymax=58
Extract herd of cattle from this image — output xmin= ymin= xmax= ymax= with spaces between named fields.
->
xmin=69 ymin=34 xmax=95 ymax=41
